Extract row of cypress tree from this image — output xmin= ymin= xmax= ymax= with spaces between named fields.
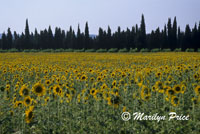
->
xmin=0 ymin=15 xmax=200 ymax=51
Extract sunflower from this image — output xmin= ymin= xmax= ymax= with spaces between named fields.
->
xmin=155 ymin=72 xmax=162 ymax=78
xmin=155 ymin=81 xmax=163 ymax=90
xmin=90 ymin=88 xmax=97 ymax=96
xmin=173 ymin=85 xmax=181 ymax=94
xmin=101 ymin=83 xmax=108 ymax=90
xmin=90 ymin=77 xmax=95 ymax=82
xmin=81 ymin=74 xmax=88 ymax=81
xmin=194 ymin=85 xmax=200 ymax=96
xmin=111 ymin=72 xmax=115 ymax=77
xmin=19 ymin=85 xmax=29 ymax=97
xmin=14 ymin=101 xmax=23 ymax=108
xmin=32 ymin=83 xmax=46 ymax=97
xmin=108 ymin=95 xmax=121 ymax=108
xmin=25 ymin=106 xmax=34 ymax=123
xmin=191 ymin=97 xmax=198 ymax=105
xmin=141 ymin=86 xmax=151 ymax=101
xmin=112 ymin=80 xmax=117 ymax=87
xmin=193 ymin=74 xmax=199 ymax=80
xmin=171 ymin=96 xmax=179 ymax=107
xmin=53 ymin=85 xmax=62 ymax=96
xmin=24 ymin=96 xmax=32 ymax=107
xmin=0 ymin=86 xmax=5 ymax=92
xmin=45 ymin=80 xmax=51 ymax=86
xmin=166 ymin=88 xmax=176 ymax=97
xmin=181 ymin=85 xmax=186 ymax=94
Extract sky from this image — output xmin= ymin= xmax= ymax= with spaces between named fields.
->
xmin=0 ymin=0 xmax=200 ymax=34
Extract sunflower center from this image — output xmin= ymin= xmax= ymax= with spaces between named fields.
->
xmin=56 ymin=87 xmax=60 ymax=93
xmin=28 ymin=111 xmax=33 ymax=119
xmin=198 ymin=88 xmax=200 ymax=93
xmin=112 ymin=96 xmax=120 ymax=104
xmin=26 ymin=99 xmax=31 ymax=104
xmin=175 ymin=87 xmax=181 ymax=91
xmin=173 ymin=98 xmax=179 ymax=104
xmin=168 ymin=90 xmax=175 ymax=95
xmin=23 ymin=89 xmax=29 ymax=96
xmin=35 ymin=86 xmax=43 ymax=93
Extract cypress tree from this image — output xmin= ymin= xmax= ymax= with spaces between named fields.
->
xmin=47 ymin=26 xmax=53 ymax=49
xmin=1 ymin=32 xmax=7 ymax=49
xmin=7 ymin=28 xmax=13 ymax=49
xmin=77 ymin=24 xmax=81 ymax=49
xmin=191 ymin=23 xmax=198 ymax=51
xmin=139 ymin=14 xmax=146 ymax=49
xmin=25 ymin=19 xmax=30 ymax=49
xmin=167 ymin=18 xmax=172 ymax=49
xmin=107 ymin=26 xmax=112 ymax=49
xmin=84 ymin=22 xmax=90 ymax=49
xmin=183 ymin=24 xmax=192 ymax=50
xmin=172 ymin=17 xmax=177 ymax=49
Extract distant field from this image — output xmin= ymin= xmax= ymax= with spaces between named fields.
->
xmin=0 ymin=52 xmax=200 ymax=133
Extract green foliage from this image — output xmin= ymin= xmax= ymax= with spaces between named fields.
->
xmin=42 ymin=49 xmax=54 ymax=52
xmin=96 ymin=49 xmax=107 ymax=53
xmin=174 ymin=48 xmax=182 ymax=52
xmin=151 ymin=48 xmax=160 ymax=52
xmin=198 ymin=48 xmax=200 ymax=52
xmin=0 ymin=49 xmax=7 ymax=53
xmin=119 ymin=48 xmax=128 ymax=53
xmin=54 ymin=49 xmax=65 ymax=52
xmin=74 ymin=49 xmax=85 ymax=52
xmin=162 ymin=48 xmax=171 ymax=52
xmin=8 ymin=48 xmax=19 ymax=52
xmin=64 ymin=49 xmax=74 ymax=52
xmin=140 ymin=48 xmax=149 ymax=52
xmin=185 ymin=48 xmax=194 ymax=52
xmin=108 ymin=48 xmax=118 ymax=53
xmin=85 ymin=49 xmax=96 ymax=52
xmin=129 ymin=48 xmax=138 ymax=52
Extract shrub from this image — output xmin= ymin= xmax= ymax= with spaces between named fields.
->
xmin=0 ymin=49 xmax=7 ymax=53
xmin=64 ymin=49 xmax=74 ymax=52
xmin=151 ymin=48 xmax=160 ymax=52
xmin=140 ymin=48 xmax=149 ymax=52
xmin=198 ymin=48 xmax=200 ymax=52
xmin=8 ymin=48 xmax=19 ymax=52
xmin=185 ymin=48 xmax=194 ymax=52
xmin=55 ymin=49 xmax=65 ymax=52
xmin=174 ymin=48 xmax=182 ymax=52
xmin=129 ymin=48 xmax=138 ymax=52
xmin=96 ymin=49 xmax=107 ymax=53
xmin=162 ymin=48 xmax=171 ymax=52
xmin=74 ymin=49 xmax=85 ymax=52
xmin=42 ymin=49 xmax=54 ymax=52
xmin=23 ymin=49 xmax=31 ymax=52
xmin=119 ymin=48 xmax=128 ymax=53
xmin=108 ymin=48 xmax=118 ymax=53
xmin=85 ymin=49 xmax=96 ymax=52
xmin=29 ymin=49 xmax=39 ymax=52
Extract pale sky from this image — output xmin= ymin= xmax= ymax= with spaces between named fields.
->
xmin=0 ymin=0 xmax=199 ymax=34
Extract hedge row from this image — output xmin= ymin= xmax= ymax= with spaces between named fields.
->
xmin=0 ymin=48 xmax=199 ymax=53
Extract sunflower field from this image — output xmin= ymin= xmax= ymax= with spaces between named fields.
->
xmin=0 ymin=52 xmax=200 ymax=134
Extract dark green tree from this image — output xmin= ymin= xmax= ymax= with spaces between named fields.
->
xmin=167 ymin=18 xmax=172 ymax=49
xmin=172 ymin=17 xmax=177 ymax=49
xmin=7 ymin=28 xmax=13 ymax=49
xmin=183 ymin=24 xmax=192 ymax=50
xmin=25 ymin=19 xmax=30 ymax=49
xmin=84 ymin=22 xmax=90 ymax=49
xmin=1 ymin=32 xmax=7 ymax=49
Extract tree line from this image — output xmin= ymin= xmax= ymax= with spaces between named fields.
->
xmin=0 ymin=15 xmax=200 ymax=51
